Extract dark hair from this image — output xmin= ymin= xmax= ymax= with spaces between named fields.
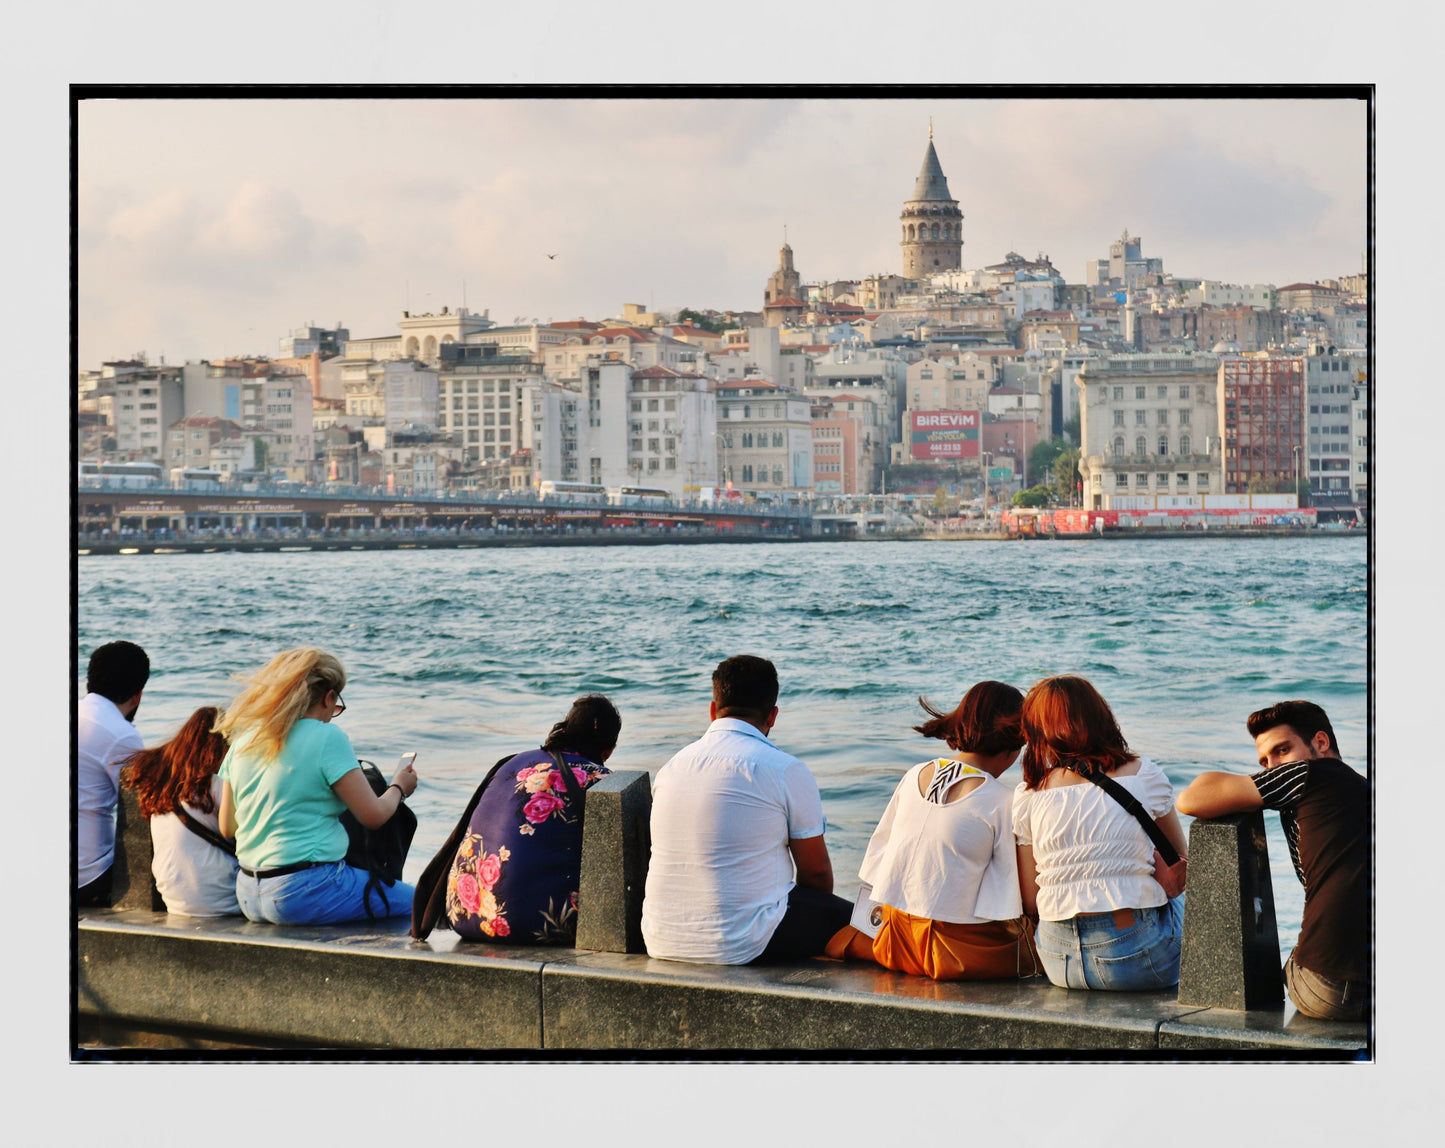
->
xmin=914 ymin=680 xmax=1025 ymax=755
xmin=1246 ymin=700 xmax=1339 ymax=757
xmin=120 ymin=706 xmax=228 ymax=817
xmin=712 ymin=655 xmax=779 ymax=722
xmin=542 ymin=694 xmax=621 ymax=765
xmin=1020 ymin=675 xmax=1134 ymax=789
xmin=87 ymin=640 xmax=150 ymax=704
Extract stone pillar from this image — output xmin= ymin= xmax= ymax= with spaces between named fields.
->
xmin=574 ymin=770 xmax=652 ymax=954
xmin=1177 ymin=812 xmax=1284 ymax=1010
xmin=109 ymin=784 xmax=165 ymax=912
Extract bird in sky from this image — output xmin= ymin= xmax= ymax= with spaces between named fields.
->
xmin=545 ymin=253 xmax=558 ymax=260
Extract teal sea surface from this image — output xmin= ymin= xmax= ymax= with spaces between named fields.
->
xmin=78 ymin=536 xmax=1369 ymax=953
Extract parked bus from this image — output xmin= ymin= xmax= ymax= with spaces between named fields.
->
xmin=607 ymin=485 xmax=673 ymax=506
xmin=84 ymin=461 xmax=163 ymax=489
xmin=170 ymin=467 xmax=226 ymax=489
xmin=539 ymin=480 xmax=608 ymax=502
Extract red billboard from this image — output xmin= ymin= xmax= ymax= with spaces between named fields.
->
xmin=910 ymin=410 xmax=980 ymax=460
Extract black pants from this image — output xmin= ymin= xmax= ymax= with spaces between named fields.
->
xmin=752 ymin=885 xmax=853 ymax=964
xmin=77 ymin=866 xmax=114 ymax=908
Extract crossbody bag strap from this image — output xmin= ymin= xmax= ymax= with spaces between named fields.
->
xmin=1081 ymin=770 xmax=1181 ymax=867
xmin=174 ymin=803 xmax=237 ymax=857
xmin=410 ymin=752 xmax=515 ymax=941
xmin=547 ymin=749 xmax=588 ymax=819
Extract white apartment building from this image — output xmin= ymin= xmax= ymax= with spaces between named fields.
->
xmin=236 ymin=372 xmax=314 ymax=479
xmin=381 ymin=361 xmax=439 ymax=431
xmin=1077 ymin=354 xmax=1223 ymax=508
xmin=436 ymin=344 xmax=543 ymax=464
xmin=1185 ymin=281 xmax=1276 ymax=311
xmin=113 ymin=366 xmax=184 ymax=459
xmin=715 ymin=380 xmax=812 ymax=493
xmin=1305 ymin=348 xmax=1368 ymax=508
xmin=397 ymin=306 xmax=495 ymax=365
xmin=520 ymin=359 xmax=718 ymax=497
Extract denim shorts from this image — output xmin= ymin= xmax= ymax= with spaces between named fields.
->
xmin=236 ymin=860 xmax=416 ymax=926
xmin=1035 ymin=896 xmax=1184 ymax=991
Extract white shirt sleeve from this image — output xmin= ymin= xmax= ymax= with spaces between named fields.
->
xmin=857 ymin=775 xmax=905 ymax=886
xmin=971 ymin=792 xmax=1024 ymax=920
xmin=1011 ymin=782 xmax=1033 ymax=845
xmin=782 ymin=759 xmax=826 ymax=840
xmin=1137 ymin=759 xmax=1176 ymax=818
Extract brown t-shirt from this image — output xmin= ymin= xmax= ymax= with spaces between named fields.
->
xmin=1251 ymin=757 xmax=1370 ymax=982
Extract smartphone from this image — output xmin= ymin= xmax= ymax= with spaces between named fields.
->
xmin=398 ymin=751 xmax=417 ymax=770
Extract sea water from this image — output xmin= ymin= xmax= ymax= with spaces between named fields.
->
xmin=77 ymin=536 xmax=1369 ymax=952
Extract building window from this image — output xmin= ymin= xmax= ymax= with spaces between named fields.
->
xmin=1115 ymin=473 xmax=1128 ymax=489
xmin=1198 ymin=473 xmax=1209 ymax=485
xmin=1135 ymin=436 xmax=1147 ymax=457
xmin=1113 ymin=386 xmax=1123 ymax=400
xmin=1177 ymin=473 xmax=1188 ymax=486
xmin=742 ymin=465 xmax=754 ymax=483
xmin=1158 ymin=436 xmax=1169 ymax=456
xmin=1135 ymin=473 xmax=1148 ymax=487
xmin=1135 ymin=410 xmax=1147 ymax=426
xmin=1157 ymin=409 xmax=1168 ymax=425
xmin=1178 ymin=408 xmax=1190 ymax=425
xmin=742 ymin=433 xmax=753 ymax=448
xmin=1158 ymin=386 xmax=1168 ymax=399
xmin=1135 ymin=386 xmax=1146 ymax=400
xmin=1112 ymin=437 xmax=1125 ymax=456
xmin=1179 ymin=385 xmax=1190 ymax=399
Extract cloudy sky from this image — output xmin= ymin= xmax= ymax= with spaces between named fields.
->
xmin=77 ymin=95 xmax=1367 ymax=367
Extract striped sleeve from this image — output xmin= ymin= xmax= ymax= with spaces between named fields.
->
xmin=1250 ymin=761 xmax=1309 ymax=811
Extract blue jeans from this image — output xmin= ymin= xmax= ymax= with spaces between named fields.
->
xmin=236 ymin=861 xmax=416 ymax=926
xmin=1035 ymin=896 xmax=1184 ymax=991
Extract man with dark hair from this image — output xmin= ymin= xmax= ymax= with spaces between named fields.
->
xmin=1177 ymin=699 xmax=1369 ymax=1021
xmin=77 ymin=641 xmax=150 ymax=907
xmin=642 ymin=654 xmax=851 ymax=964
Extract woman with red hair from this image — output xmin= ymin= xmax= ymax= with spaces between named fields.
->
xmin=1013 ymin=676 xmax=1188 ymax=991
xmin=120 ymin=706 xmax=240 ymax=917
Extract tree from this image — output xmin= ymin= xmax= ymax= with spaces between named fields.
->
xmin=1062 ymin=414 xmax=1081 ymax=443
xmin=676 ymin=308 xmax=725 ymax=333
xmin=1052 ymin=447 xmax=1081 ymax=505
xmin=1029 ymin=436 xmax=1069 ymax=480
xmin=1247 ymin=475 xmax=1286 ymax=494
xmin=1013 ymin=485 xmax=1051 ymax=508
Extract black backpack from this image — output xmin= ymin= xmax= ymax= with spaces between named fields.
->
xmin=341 ymin=760 xmax=419 ymax=920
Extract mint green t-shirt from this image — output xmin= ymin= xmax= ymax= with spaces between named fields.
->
xmin=220 ymin=719 xmax=360 ymax=870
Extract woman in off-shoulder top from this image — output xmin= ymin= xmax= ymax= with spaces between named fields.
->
xmin=825 ymin=681 xmax=1040 ymax=980
xmin=1012 ymin=675 xmax=1188 ymax=992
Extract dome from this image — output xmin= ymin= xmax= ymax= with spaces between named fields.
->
xmin=1211 ymin=340 xmax=1240 ymax=354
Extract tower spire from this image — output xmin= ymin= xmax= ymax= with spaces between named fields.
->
xmin=929 ymin=117 xmax=933 ymax=140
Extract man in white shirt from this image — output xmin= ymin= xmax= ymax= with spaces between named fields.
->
xmin=77 ymin=641 xmax=149 ymax=907
xmin=641 ymin=655 xmax=851 ymax=964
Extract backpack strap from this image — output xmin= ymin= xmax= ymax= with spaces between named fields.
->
xmin=173 ymin=803 xmax=237 ymax=857
xmin=1080 ymin=770 xmax=1181 ymax=866
xmin=410 ymin=752 xmax=517 ymax=941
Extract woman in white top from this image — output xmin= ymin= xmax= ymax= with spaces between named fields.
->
xmin=825 ymin=682 xmax=1040 ymax=980
xmin=119 ymin=706 xmax=240 ymax=917
xmin=1013 ymin=676 xmax=1189 ymax=991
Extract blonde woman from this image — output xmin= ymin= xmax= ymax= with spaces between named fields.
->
xmin=217 ymin=648 xmax=419 ymax=925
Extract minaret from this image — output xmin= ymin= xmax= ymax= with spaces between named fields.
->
xmin=900 ymin=126 xmax=963 ymax=279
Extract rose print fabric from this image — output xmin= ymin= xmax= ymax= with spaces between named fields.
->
xmin=445 ymin=748 xmax=609 ymax=944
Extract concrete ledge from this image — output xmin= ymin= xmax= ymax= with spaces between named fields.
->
xmin=76 ymin=910 xmax=1367 ymax=1054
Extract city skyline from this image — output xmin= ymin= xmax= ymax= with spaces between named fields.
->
xmin=78 ymin=95 xmax=1367 ymax=367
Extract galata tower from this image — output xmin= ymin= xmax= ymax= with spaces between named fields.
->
xmin=900 ymin=129 xmax=963 ymax=278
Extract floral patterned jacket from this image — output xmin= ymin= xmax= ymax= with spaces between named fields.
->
xmin=445 ymin=747 xmax=609 ymax=944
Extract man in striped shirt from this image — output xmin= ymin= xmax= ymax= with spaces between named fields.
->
xmin=1176 ymin=700 xmax=1369 ymax=1022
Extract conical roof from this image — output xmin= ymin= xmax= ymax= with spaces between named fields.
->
xmin=910 ymin=140 xmax=954 ymax=202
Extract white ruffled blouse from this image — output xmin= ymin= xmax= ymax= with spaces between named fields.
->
xmin=1012 ymin=758 xmax=1176 ymax=922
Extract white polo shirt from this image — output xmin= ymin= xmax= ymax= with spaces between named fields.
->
xmin=641 ymin=717 xmax=827 ymax=965
xmin=77 ymin=692 xmax=144 ymax=887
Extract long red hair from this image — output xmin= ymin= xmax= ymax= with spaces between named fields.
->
xmin=120 ymin=706 xmax=229 ymax=816
xmin=1020 ymin=676 xmax=1134 ymax=789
